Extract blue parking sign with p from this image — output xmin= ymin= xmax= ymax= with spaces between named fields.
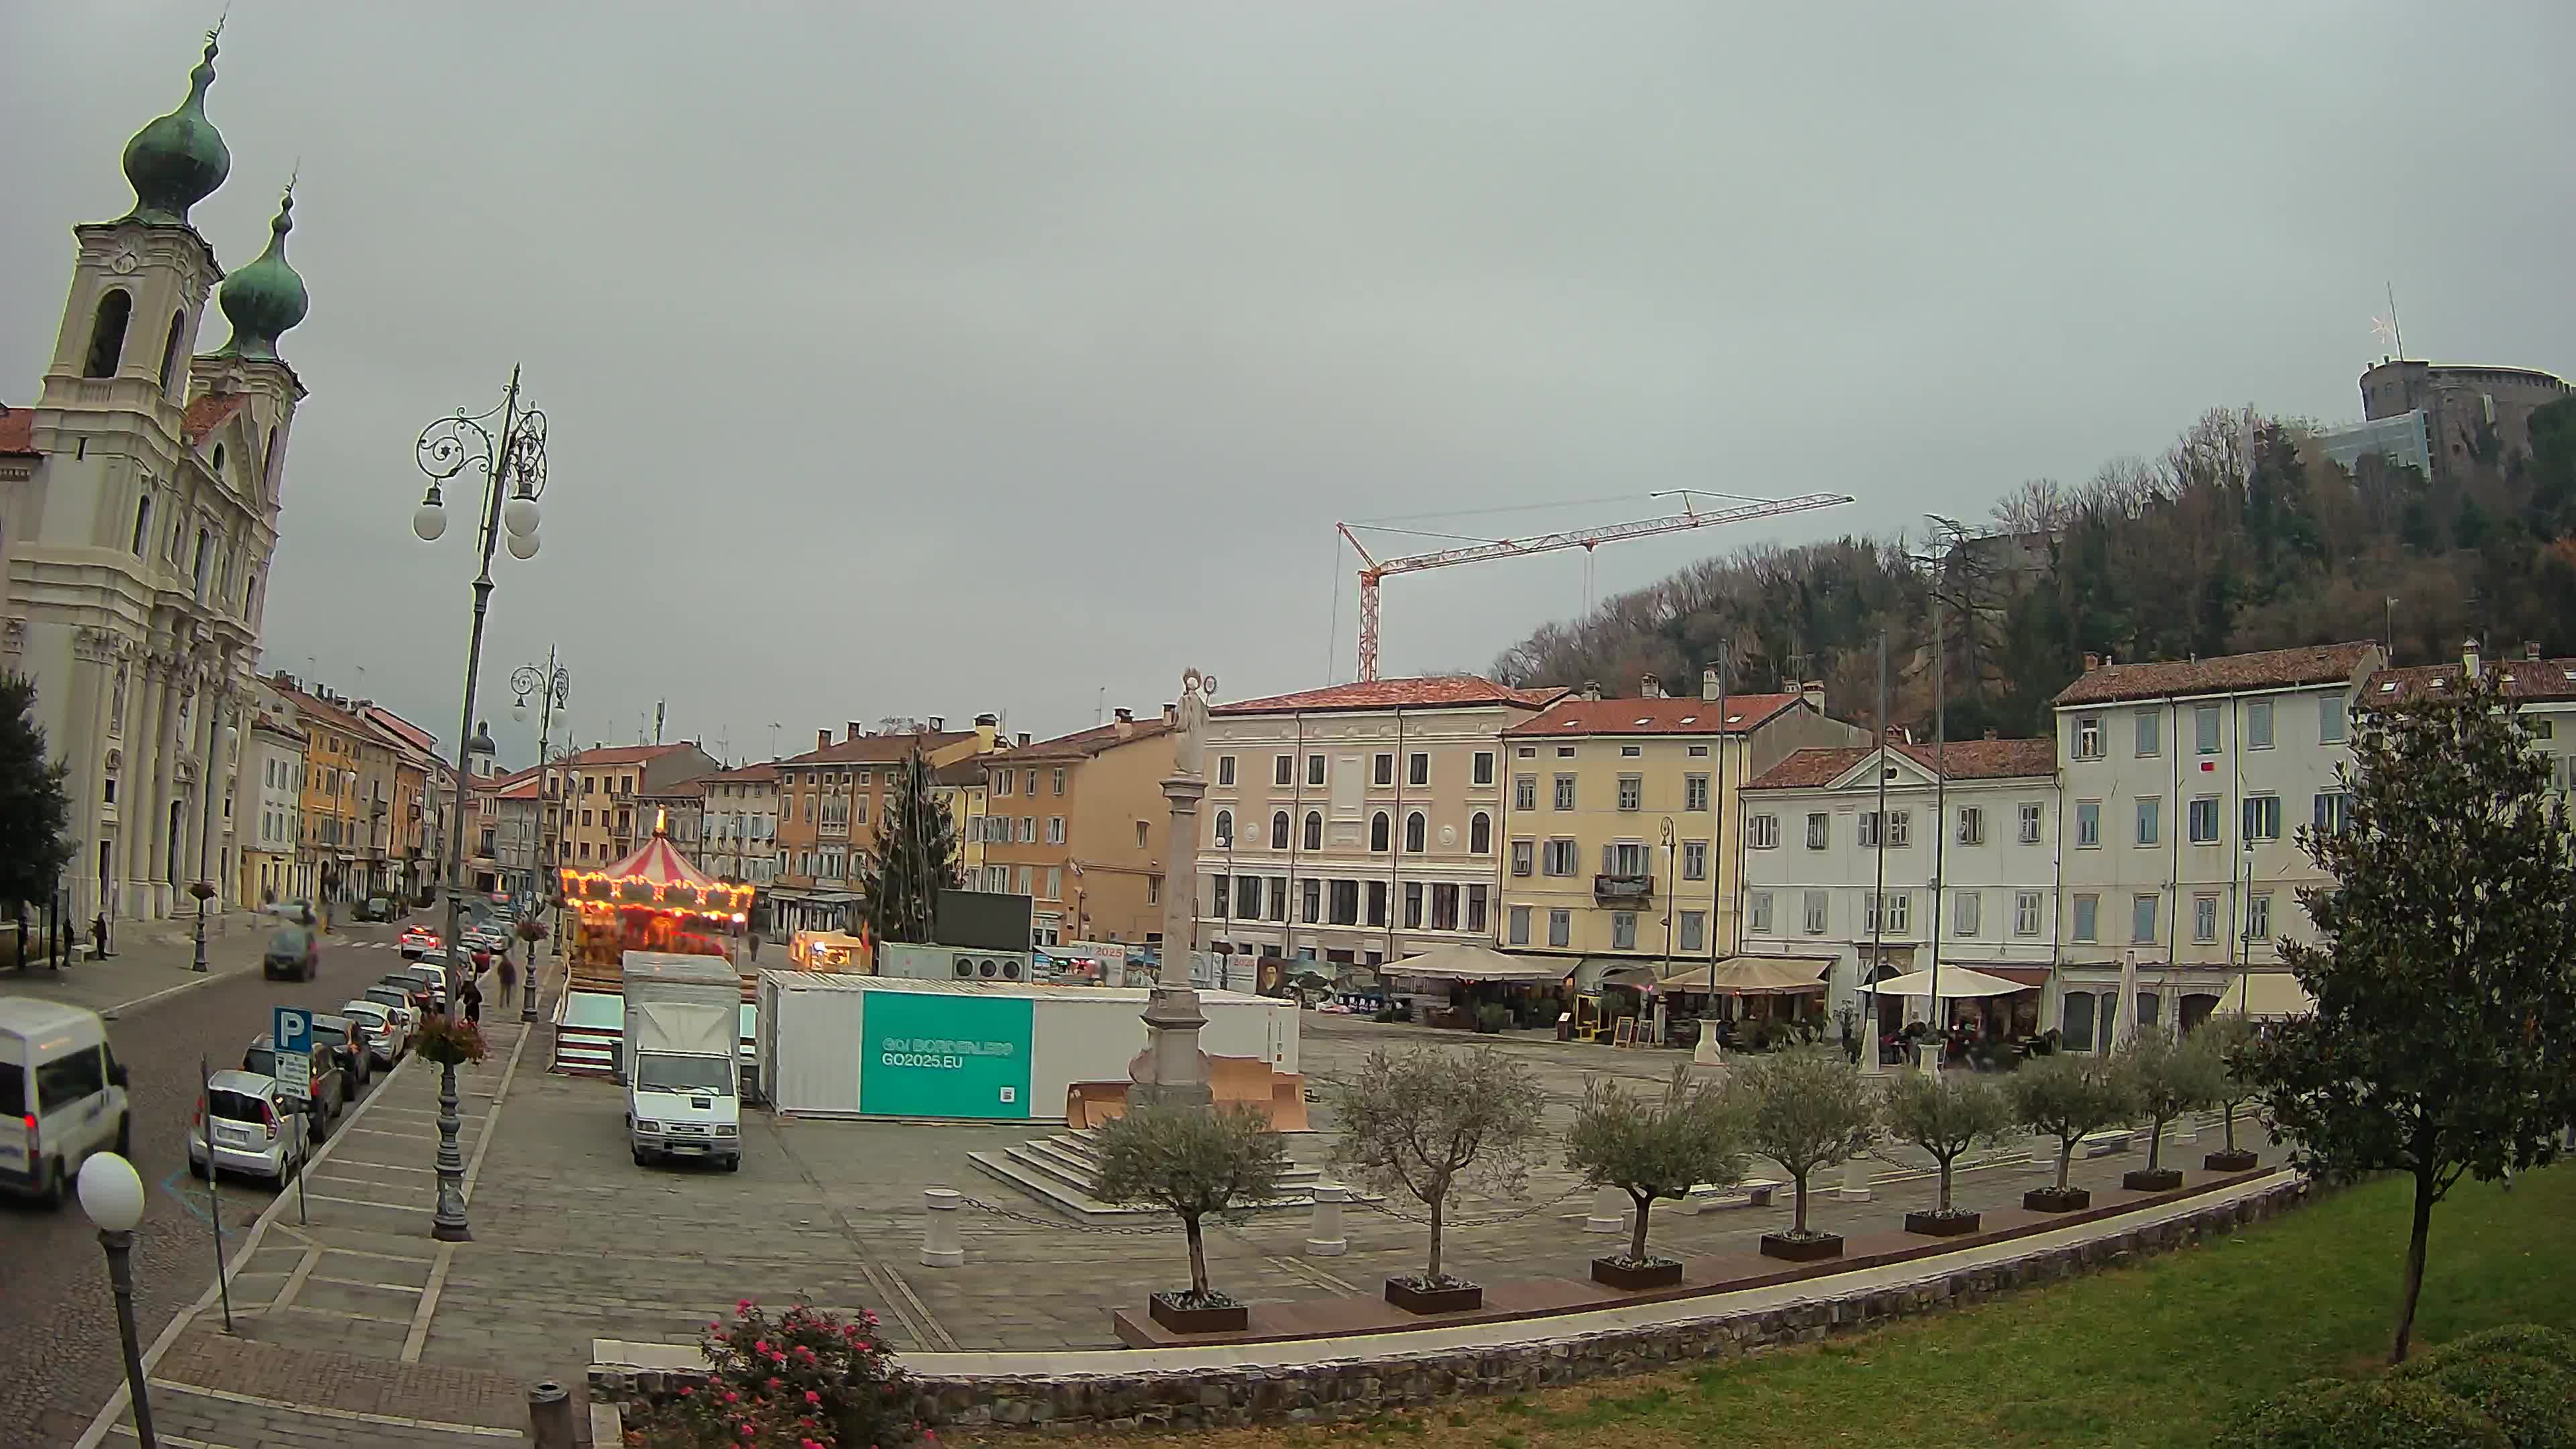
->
xmin=274 ymin=1006 xmax=311 ymax=1055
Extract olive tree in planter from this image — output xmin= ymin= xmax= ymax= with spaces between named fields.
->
xmin=1883 ymin=1069 xmax=2017 ymax=1236
xmin=1735 ymin=1048 xmax=1878 ymax=1261
xmin=2198 ymin=1016 xmax=2265 ymax=1172
xmin=2112 ymin=1026 xmax=2226 ymax=1191
xmin=1329 ymin=1045 xmax=1546 ymax=1313
xmin=1564 ymin=1064 xmax=1748 ymax=1289
xmin=1092 ymin=1104 xmax=1289 ymax=1334
xmin=2008 ymin=1053 xmax=2136 ymax=1212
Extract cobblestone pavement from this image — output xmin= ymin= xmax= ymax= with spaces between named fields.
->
xmin=70 ymin=992 xmax=2280 ymax=1446
xmin=0 ymin=912 xmax=430 ymax=1448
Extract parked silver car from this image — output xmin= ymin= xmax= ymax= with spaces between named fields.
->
xmin=188 ymin=1071 xmax=307 ymax=1187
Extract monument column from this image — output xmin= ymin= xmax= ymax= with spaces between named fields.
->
xmin=1129 ymin=669 xmax=1217 ymax=1111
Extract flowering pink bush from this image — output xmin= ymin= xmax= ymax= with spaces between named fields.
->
xmin=624 ymin=1299 xmax=910 ymax=1448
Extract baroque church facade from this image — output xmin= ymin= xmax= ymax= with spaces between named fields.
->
xmin=0 ymin=31 xmax=311 ymax=924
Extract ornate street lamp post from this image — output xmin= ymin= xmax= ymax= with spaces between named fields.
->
xmin=512 ymin=651 xmax=568 ymax=1023
xmin=78 ymin=1153 xmax=156 ymax=1448
xmin=410 ymin=368 xmax=548 ymax=1242
xmin=190 ymin=702 xmax=239 ymax=974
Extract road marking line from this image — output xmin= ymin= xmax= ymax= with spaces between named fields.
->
xmin=402 ymin=1242 xmax=457 ymax=1364
xmin=271 ymin=1247 xmax=324 ymax=1316
xmin=299 ymin=1191 xmax=433 ymax=1212
xmin=146 ymin=1379 xmax=524 ymax=1437
xmin=307 ymin=1273 xmax=427 ymax=1295
xmin=108 ymin=1428 xmax=235 ymax=1448
xmin=315 ymin=1244 xmax=437 ymax=1266
xmin=278 ymin=1302 xmax=417 ymax=1327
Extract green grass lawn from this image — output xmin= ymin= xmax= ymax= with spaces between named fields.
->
xmin=1026 ymin=1166 xmax=2576 ymax=1449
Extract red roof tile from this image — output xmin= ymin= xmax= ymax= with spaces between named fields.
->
xmin=1746 ymin=738 xmax=2057 ymax=791
xmin=2051 ymin=643 xmax=2379 ymax=707
xmin=775 ymin=731 xmax=977 ymax=767
xmin=2367 ymin=657 xmax=2576 ymax=705
xmin=1504 ymin=694 xmax=1807 ymax=737
xmin=993 ymin=717 xmax=1174 ymax=761
xmin=564 ymin=743 xmax=691 ymax=767
xmin=1214 ymin=676 xmax=1564 ymax=716
xmin=181 ymin=393 xmax=248 ymax=445
xmin=0 ymin=406 xmax=35 ymax=458
xmin=696 ymin=763 xmax=780 ymax=784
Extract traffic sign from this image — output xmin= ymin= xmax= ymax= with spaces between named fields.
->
xmin=273 ymin=1008 xmax=313 ymax=1108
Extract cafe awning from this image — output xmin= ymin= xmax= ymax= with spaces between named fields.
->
xmin=1655 ymin=956 xmax=1833 ymax=994
xmin=1865 ymin=966 xmax=2025 ymax=999
xmin=1388 ymin=943 xmax=1568 ymax=983
xmin=2217 ymin=970 xmax=2314 ymax=1018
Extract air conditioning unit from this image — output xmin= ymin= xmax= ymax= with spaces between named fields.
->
xmin=877 ymin=941 xmax=1032 ymax=985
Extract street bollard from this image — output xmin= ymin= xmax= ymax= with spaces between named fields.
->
xmin=1584 ymin=1184 xmax=1627 ymax=1234
xmin=920 ymin=1187 xmax=965 ymax=1268
xmin=1834 ymin=1153 xmax=1874 ymax=1201
xmin=1304 ymin=1183 xmax=1348 ymax=1256
xmin=527 ymin=1381 xmax=576 ymax=1449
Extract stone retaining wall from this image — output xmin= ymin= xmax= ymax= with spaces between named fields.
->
xmin=594 ymin=1179 xmax=2306 ymax=1433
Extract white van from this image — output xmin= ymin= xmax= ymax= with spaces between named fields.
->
xmin=0 ymin=998 xmax=133 ymax=1205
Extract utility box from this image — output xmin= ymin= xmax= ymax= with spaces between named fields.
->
xmin=876 ymin=942 xmax=1032 ymax=984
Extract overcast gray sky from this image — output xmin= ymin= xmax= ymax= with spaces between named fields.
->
xmin=6 ymin=3 xmax=2571 ymax=765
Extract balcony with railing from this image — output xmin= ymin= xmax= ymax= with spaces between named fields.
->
xmin=1593 ymin=873 xmax=1654 ymax=904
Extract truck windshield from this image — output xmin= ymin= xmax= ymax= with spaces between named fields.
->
xmin=635 ymin=1055 xmax=735 ymax=1095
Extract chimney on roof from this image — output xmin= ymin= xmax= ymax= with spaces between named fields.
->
xmin=1016 ymin=732 xmax=1032 ymax=747
xmin=975 ymin=712 xmax=998 ymax=727
xmin=928 ymin=716 xmax=945 ymax=732
xmin=1640 ymin=673 xmax=1662 ymax=698
xmin=1114 ymin=707 xmax=1134 ymax=738
xmin=816 ymin=729 xmax=830 ymax=752
xmin=1580 ymin=680 xmax=1603 ymax=702
xmin=847 ymin=720 xmax=864 ymax=742
xmin=2463 ymin=636 xmax=2482 ymax=679
xmin=1984 ymin=728 xmax=1998 ymax=741
xmin=1701 ymin=667 xmax=1721 ymax=702
xmin=1801 ymin=680 xmax=1825 ymax=712
xmin=2083 ymin=652 xmax=2100 ymax=671
xmin=2528 ymin=641 xmax=2542 ymax=661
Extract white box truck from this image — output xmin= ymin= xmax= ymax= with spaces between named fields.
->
xmin=621 ymin=952 xmax=743 ymax=1171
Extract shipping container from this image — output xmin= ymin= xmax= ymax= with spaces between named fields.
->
xmin=757 ymin=972 xmax=1299 ymax=1121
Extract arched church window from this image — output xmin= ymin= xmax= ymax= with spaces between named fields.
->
xmin=211 ymin=443 xmax=226 ymax=478
xmin=158 ymin=311 xmax=186 ymax=394
xmin=85 ymin=290 xmax=133 ymax=378
xmin=193 ymin=527 xmax=211 ymax=592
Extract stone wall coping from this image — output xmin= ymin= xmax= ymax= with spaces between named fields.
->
xmin=599 ymin=1170 xmax=2295 ymax=1385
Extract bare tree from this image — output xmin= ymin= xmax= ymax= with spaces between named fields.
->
xmin=1328 ymin=1046 xmax=1546 ymax=1287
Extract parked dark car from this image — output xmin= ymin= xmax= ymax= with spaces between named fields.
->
xmin=305 ymin=1012 xmax=371 ymax=1095
xmin=352 ymin=896 xmax=398 ymax=923
xmin=379 ymin=971 xmax=441 ymax=1015
xmin=243 ymin=1034 xmax=345 ymax=1140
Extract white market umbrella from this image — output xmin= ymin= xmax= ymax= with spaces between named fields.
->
xmin=1388 ymin=943 xmax=1566 ymax=983
xmin=2112 ymin=949 xmax=2141 ymax=1053
xmin=1864 ymin=965 xmax=2025 ymax=1000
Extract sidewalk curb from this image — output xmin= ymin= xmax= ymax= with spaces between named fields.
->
xmin=97 ymin=957 xmax=264 ymax=1019
xmin=68 ymin=998 xmax=527 ymax=1449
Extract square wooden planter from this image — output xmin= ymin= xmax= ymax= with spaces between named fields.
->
xmin=1146 ymin=1292 xmax=1248 ymax=1334
xmin=2122 ymin=1167 xmax=2184 ymax=1192
xmin=2024 ymin=1186 xmax=2092 ymax=1213
xmin=1591 ymin=1256 xmax=1684 ymax=1290
xmin=1758 ymin=1232 xmax=1844 ymax=1262
xmin=1384 ymin=1277 xmax=1483 ymax=1314
xmin=2204 ymin=1149 xmax=2260 ymax=1173
xmin=1904 ymin=1209 xmax=1982 ymax=1237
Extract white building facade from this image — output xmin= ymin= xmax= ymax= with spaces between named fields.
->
xmin=2 ymin=35 xmax=310 ymax=924
xmin=1193 ymin=677 xmax=1560 ymax=968
xmin=2051 ymin=643 xmax=2380 ymax=1044
xmin=701 ymin=763 xmax=782 ymax=887
xmin=241 ymin=698 xmax=304 ymax=907
xmin=1738 ymin=739 xmax=2061 ymax=1039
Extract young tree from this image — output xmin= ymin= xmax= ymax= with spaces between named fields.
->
xmin=1733 ymin=1048 xmax=1879 ymax=1237
xmin=0 ymin=674 xmax=73 ymax=918
xmin=857 ymin=749 xmax=959 ymax=947
xmin=2198 ymin=1014 xmax=2265 ymax=1163
xmin=2242 ymin=672 xmax=2576 ymax=1364
xmin=2112 ymin=1026 xmax=2226 ymax=1177
xmin=1564 ymin=1064 xmax=1748 ymax=1265
xmin=1882 ymin=1070 xmax=2016 ymax=1217
xmin=2010 ymin=1053 xmax=2137 ymax=1197
xmin=1093 ymin=1104 xmax=1289 ymax=1306
xmin=1328 ymin=1046 xmax=1547 ymax=1286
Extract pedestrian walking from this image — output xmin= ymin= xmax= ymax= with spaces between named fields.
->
xmin=499 ymin=955 xmax=519 ymax=1008
xmin=462 ymin=973 xmax=484 ymax=1025
xmin=91 ymin=912 xmax=112 ymax=959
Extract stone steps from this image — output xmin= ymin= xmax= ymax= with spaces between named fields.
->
xmin=966 ymin=1128 xmax=1344 ymax=1224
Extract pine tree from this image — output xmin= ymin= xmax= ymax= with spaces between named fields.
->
xmin=2242 ymin=669 xmax=2576 ymax=1364
xmin=0 ymin=674 xmax=73 ymax=911
xmin=857 ymin=749 xmax=959 ymax=946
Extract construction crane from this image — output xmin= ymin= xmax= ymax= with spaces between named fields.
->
xmin=1337 ymin=490 xmax=1854 ymax=682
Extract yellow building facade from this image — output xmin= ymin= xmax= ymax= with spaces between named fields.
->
xmin=1497 ymin=674 xmax=1864 ymax=972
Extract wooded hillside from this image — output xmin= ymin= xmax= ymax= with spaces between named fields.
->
xmin=1489 ymin=397 xmax=2576 ymax=739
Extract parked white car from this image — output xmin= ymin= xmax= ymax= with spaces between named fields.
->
xmin=0 ymin=998 xmax=133 ymax=1205
xmin=188 ymin=1071 xmax=307 ymax=1187
xmin=339 ymin=1000 xmax=408 ymax=1066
